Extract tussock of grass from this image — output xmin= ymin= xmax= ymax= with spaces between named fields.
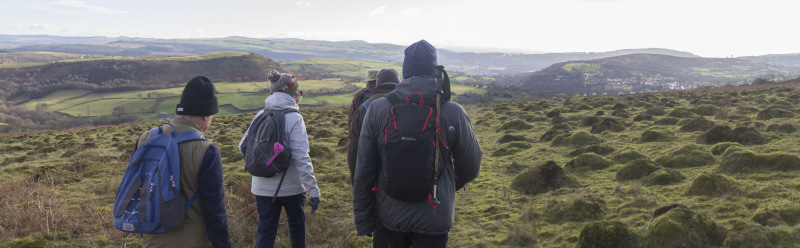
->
xmin=645 ymin=206 xmax=726 ymax=248
xmin=566 ymin=153 xmax=611 ymax=171
xmin=511 ymin=161 xmax=577 ymax=195
xmin=576 ymin=221 xmax=638 ymax=248
xmin=685 ymin=173 xmax=741 ymax=197
xmin=654 ymin=144 xmax=715 ymax=168
xmin=616 ymin=159 xmax=662 ymax=181
xmin=568 ymin=144 xmax=615 ymax=157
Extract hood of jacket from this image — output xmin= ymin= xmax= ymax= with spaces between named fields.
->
xmin=264 ymin=92 xmax=299 ymax=111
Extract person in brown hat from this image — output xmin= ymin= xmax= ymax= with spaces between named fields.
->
xmin=348 ymin=69 xmax=379 ymax=128
xmin=136 ymin=75 xmax=231 ymax=248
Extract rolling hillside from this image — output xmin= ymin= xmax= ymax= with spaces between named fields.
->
xmin=3 ymin=81 xmax=800 ymax=247
xmin=0 ymin=52 xmax=287 ymax=100
xmin=4 ymin=35 xmax=717 ymax=75
xmin=507 ymin=54 xmax=800 ymax=95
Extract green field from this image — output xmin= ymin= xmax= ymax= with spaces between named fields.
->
xmin=450 ymin=84 xmax=488 ymax=95
xmin=283 ymin=57 xmax=401 ymax=78
xmin=58 ymin=98 xmax=159 ymax=116
xmin=19 ymin=76 xmax=482 ymax=122
xmin=23 ymin=89 xmax=92 ymax=109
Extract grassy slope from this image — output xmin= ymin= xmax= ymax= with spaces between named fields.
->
xmin=283 ymin=57 xmax=402 ymax=78
xmin=3 ymin=83 xmax=800 ymax=247
xmin=24 ymin=78 xmax=485 ymax=120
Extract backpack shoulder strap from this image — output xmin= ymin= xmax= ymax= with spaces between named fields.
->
xmin=361 ymin=99 xmax=373 ymax=110
xmin=174 ymin=130 xmax=207 ymax=144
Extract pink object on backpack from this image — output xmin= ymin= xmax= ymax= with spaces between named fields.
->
xmin=266 ymin=142 xmax=284 ymax=166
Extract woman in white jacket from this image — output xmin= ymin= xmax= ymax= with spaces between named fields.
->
xmin=238 ymin=70 xmax=320 ymax=248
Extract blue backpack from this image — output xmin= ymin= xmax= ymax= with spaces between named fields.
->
xmin=113 ymin=124 xmax=205 ymax=234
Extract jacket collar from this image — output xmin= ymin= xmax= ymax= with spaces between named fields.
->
xmin=171 ymin=117 xmax=203 ymax=134
xmin=264 ymin=92 xmax=300 ymax=111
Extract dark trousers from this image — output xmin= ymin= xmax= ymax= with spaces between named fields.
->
xmin=379 ymin=227 xmax=448 ymax=248
xmin=255 ymin=194 xmax=306 ymax=248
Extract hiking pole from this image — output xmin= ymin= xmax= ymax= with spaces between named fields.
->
xmin=431 ymin=66 xmax=445 ymax=215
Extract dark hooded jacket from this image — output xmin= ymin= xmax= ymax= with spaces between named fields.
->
xmin=347 ymin=82 xmax=396 ymax=183
xmin=352 ymin=75 xmax=482 ymax=235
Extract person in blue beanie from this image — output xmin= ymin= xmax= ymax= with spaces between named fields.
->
xmin=353 ymin=40 xmax=483 ymax=247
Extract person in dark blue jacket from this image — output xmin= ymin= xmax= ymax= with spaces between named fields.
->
xmin=135 ymin=76 xmax=231 ymax=248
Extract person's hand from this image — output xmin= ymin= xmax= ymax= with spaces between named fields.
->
xmin=308 ymin=197 xmax=320 ymax=213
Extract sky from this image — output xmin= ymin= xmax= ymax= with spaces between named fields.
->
xmin=1 ymin=0 xmax=797 ymax=58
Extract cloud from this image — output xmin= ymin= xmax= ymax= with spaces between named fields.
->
xmin=32 ymin=0 xmax=126 ymax=14
xmin=400 ymin=7 xmax=421 ymax=16
xmin=369 ymin=6 xmax=387 ymax=16
xmin=296 ymin=2 xmax=312 ymax=6
xmin=12 ymin=23 xmax=51 ymax=31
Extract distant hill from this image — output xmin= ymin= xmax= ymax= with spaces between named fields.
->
xmin=0 ymin=52 xmax=287 ymax=100
xmin=739 ymin=53 xmax=800 ymax=69
xmin=5 ymin=35 xmax=716 ymax=75
xmin=507 ymin=53 xmax=800 ymax=95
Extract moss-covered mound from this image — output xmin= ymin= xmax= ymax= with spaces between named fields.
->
xmin=616 ymin=159 xmax=662 ymax=181
xmin=679 ymin=117 xmax=715 ymax=132
xmin=612 ymin=150 xmax=649 ymax=164
xmin=591 ymin=118 xmax=625 ymax=134
xmin=721 ymin=221 xmax=800 ymax=247
xmin=692 ymin=104 xmax=720 ymax=116
xmin=685 ymin=173 xmax=740 ymax=197
xmin=551 ymin=131 xmax=602 ymax=148
xmin=654 ymin=117 xmax=681 ymax=125
xmin=756 ymin=107 xmax=795 ymax=120
xmin=568 ymin=144 xmax=615 ymax=157
xmin=633 ymin=114 xmax=653 ymax=122
xmin=646 ymin=168 xmax=686 ymax=186
xmin=750 ymin=206 xmax=800 ymax=227
xmin=732 ymin=126 xmax=766 ymax=145
xmin=765 ymin=123 xmax=797 ymax=133
xmin=645 ymin=107 xmax=667 ymax=116
xmin=544 ymin=196 xmax=605 ymax=223
xmin=576 ymin=221 xmax=638 ymax=248
xmin=520 ymin=114 xmax=546 ymax=123
xmin=580 ymin=116 xmax=603 ymax=127
xmin=492 ymin=141 xmax=532 ymax=157
xmin=645 ymin=206 xmax=726 ymax=248
xmin=540 ymin=129 xmax=568 ymax=142
xmin=698 ymin=125 xmax=734 ymax=144
xmin=497 ymin=134 xmax=532 ymax=144
xmin=654 ymin=144 xmax=715 ymax=168
xmin=510 ymin=161 xmax=577 ymax=195
xmin=550 ymin=115 xmax=569 ymax=125
xmin=667 ymin=108 xmax=696 ymax=118
xmin=566 ymin=153 xmax=611 ymax=171
xmin=710 ymin=142 xmax=742 ymax=156
xmin=718 ymin=151 xmax=800 ymax=173
xmin=611 ymin=109 xmax=629 ymax=118
xmin=639 ymin=129 xmax=674 ymax=143
xmin=546 ymin=109 xmax=564 ymax=118
xmin=497 ymin=119 xmax=533 ymax=132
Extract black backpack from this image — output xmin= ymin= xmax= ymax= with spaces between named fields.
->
xmin=379 ymin=91 xmax=443 ymax=202
xmin=242 ymin=108 xmax=298 ymax=178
